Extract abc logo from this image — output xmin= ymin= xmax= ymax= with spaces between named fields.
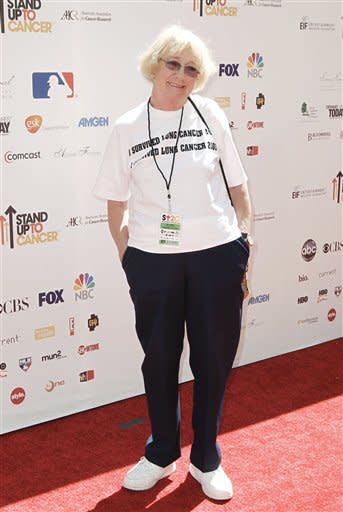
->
xmin=301 ymin=239 xmax=317 ymax=262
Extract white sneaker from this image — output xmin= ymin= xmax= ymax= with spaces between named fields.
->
xmin=189 ymin=463 xmax=233 ymax=500
xmin=123 ymin=456 xmax=176 ymax=491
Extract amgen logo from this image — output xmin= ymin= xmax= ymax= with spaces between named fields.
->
xmin=248 ymin=293 xmax=270 ymax=305
xmin=301 ymin=239 xmax=317 ymax=262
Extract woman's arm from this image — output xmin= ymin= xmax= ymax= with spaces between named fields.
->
xmin=107 ymin=200 xmax=129 ymax=262
xmin=229 ymin=182 xmax=252 ymax=236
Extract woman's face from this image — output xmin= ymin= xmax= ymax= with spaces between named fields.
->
xmin=152 ymin=48 xmax=199 ymax=105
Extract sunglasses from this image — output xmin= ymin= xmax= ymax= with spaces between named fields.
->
xmin=160 ymin=58 xmax=200 ymax=79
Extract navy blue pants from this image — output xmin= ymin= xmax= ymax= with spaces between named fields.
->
xmin=122 ymin=238 xmax=249 ymax=472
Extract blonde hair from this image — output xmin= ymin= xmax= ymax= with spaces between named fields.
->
xmin=139 ymin=25 xmax=216 ymax=91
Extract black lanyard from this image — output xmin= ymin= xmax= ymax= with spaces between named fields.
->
xmin=147 ymin=98 xmax=184 ymax=211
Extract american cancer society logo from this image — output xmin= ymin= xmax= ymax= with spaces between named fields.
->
xmin=193 ymin=0 xmax=238 ymax=17
xmin=32 ymin=72 xmax=74 ymax=99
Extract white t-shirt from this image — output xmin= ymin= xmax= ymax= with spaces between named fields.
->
xmin=93 ymin=94 xmax=247 ymax=253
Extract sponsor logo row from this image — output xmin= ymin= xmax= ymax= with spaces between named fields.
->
xmin=1 ymin=315 xmax=99 ymax=350
xmin=0 ymin=115 xmax=109 ymax=135
xmin=301 ymin=240 xmax=343 ymax=262
xmin=0 ymin=280 xmax=97 ymax=316
xmin=297 ymin=286 xmax=342 ymax=303
xmin=10 ymin=374 xmax=95 ymax=405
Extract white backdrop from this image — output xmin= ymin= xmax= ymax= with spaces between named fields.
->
xmin=1 ymin=0 xmax=342 ymax=434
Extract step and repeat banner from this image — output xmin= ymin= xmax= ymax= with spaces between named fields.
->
xmin=1 ymin=0 xmax=342 ymax=433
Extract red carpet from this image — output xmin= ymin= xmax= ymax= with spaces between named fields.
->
xmin=1 ymin=338 xmax=342 ymax=512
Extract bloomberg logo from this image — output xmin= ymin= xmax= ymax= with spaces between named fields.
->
xmin=301 ymin=239 xmax=317 ymax=262
xmin=248 ymin=293 xmax=270 ymax=305
xmin=219 ymin=64 xmax=239 ymax=77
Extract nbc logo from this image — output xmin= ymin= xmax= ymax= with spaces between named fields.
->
xmin=74 ymin=273 xmax=95 ymax=301
xmin=247 ymin=52 xmax=264 ymax=78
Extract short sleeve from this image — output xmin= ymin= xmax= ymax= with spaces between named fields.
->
xmin=206 ymin=99 xmax=247 ymax=188
xmin=93 ymin=125 xmax=130 ymax=201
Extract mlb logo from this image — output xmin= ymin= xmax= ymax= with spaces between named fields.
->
xmin=32 ymin=72 xmax=74 ymax=99
xmin=19 ymin=357 xmax=32 ymax=372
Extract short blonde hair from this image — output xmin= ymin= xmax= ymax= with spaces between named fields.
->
xmin=139 ymin=25 xmax=216 ymax=91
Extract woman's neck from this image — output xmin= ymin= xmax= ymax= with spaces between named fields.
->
xmin=150 ymin=90 xmax=187 ymax=111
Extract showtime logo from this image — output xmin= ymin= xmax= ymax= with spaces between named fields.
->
xmin=78 ymin=343 xmax=99 ymax=355
xmin=74 ymin=273 xmax=95 ymax=301
xmin=10 ymin=387 xmax=25 ymax=404
xmin=247 ymin=52 xmax=264 ymax=78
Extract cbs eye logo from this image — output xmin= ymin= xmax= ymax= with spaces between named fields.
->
xmin=301 ymin=239 xmax=317 ymax=262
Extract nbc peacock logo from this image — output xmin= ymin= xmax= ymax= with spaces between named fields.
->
xmin=73 ymin=273 xmax=95 ymax=301
xmin=247 ymin=52 xmax=264 ymax=78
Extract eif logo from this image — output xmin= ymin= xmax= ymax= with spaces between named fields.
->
xmin=332 ymin=171 xmax=343 ymax=203
xmin=74 ymin=273 xmax=95 ymax=301
xmin=300 ymin=17 xmax=308 ymax=30
xmin=247 ymin=52 xmax=264 ymax=78
xmin=219 ymin=64 xmax=239 ymax=77
xmin=193 ymin=0 xmax=237 ymax=17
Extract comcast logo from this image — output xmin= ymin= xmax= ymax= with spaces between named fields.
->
xmin=247 ymin=52 xmax=264 ymax=78
xmin=74 ymin=273 xmax=95 ymax=301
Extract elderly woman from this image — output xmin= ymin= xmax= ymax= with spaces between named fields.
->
xmin=94 ymin=25 xmax=253 ymax=501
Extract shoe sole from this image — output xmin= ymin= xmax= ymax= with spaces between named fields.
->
xmin=123 ymin=463 xmax=176 ymax=491
xmin=189 ymin=464 xmax=233 ymax=501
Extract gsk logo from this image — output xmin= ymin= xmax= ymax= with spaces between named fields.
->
xmin=74 ymin=273 xmax=95 ymax=301
xmin=32 ymin=72 xmax=74 ymax=99
xmin=247 ymin=52 xmax=264 ymax=78
xmin=25 ymin=115 xmax=42 ymax=134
